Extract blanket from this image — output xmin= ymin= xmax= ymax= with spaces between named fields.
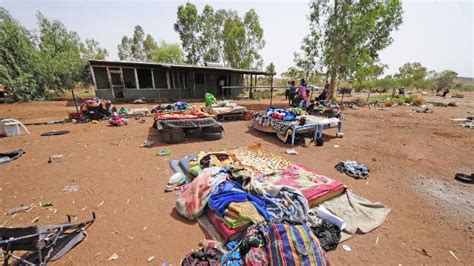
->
xmin=155 ymin=117 xmax=220 ymax=130
xmin=320 ymin=190 xmax=391 ymax=241
xmin=260 ymin=163 xmax=346 ymax=206
xmin=229 ymin=143 xmax=291 ymax=175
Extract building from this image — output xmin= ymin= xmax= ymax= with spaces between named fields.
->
xmin=89 ymin=60 xmax=271 ymax=101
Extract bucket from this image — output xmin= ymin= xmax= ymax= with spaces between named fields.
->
xmin=0 ymin=119 xmax=30 ymax=137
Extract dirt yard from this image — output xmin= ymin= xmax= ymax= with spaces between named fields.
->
xmin=1 ymin=93 xmax=473 ymax=265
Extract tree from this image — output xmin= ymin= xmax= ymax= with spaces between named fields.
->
xmin=174 ymin=3 xmax=265 ymax=69
xmin=0 ymin=8 xmax=38 ymax=101
xmin=433 ymin=70 xmax=458 ymax=91
xmin=151 ymin=41 xmax=185 ymax=63
xmin=297 ymin=0 xmax=403 ymax=98
xmin=0 ymin=8 xmax=107 ymax=101
xmin=174 ymin=3 xmax=202 ymax=64
xmin=117 ymin=25 xmax=153 ymax=61
xmin=80 ymin=39 xmax=108 ymax=60
xmin=265 ymin=62 xmax=276 ymax=75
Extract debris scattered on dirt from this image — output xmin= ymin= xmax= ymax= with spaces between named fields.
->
xmin=140 ymin=140 xmax=155 ymax=148
xmin=413 ymin=104 xmax=434 ymax=113
xmin=414 ymin=248 xmax=432 ymax=258
xmin=6 ymin=204 xmax=34 ymax=215
xmin=454 ymin=173 xmax=473 ymax=184
xmin=147 ymin=256 xmax=156 ymax=262
xmin=286 ymin=148 xmax=298 ymax=155
xmin=49 ymin=154 xmax=64 ymax=163
xmin=63 ymin=185 xmax=79 ymax=193
xmin=342 ymin=244 xmax=351 ymax=252
xmin=41 ymin=130 xmax=70 ymax=136
xmin=447 ymin=102 xmax=457 ymax=107
xmin=108 ymin=253 xmax=119 ymax=261
xmin=31 ymin=216 xmax=40 ymax=223
xmin=451 ymin=93 xmax=464 ymax=99
xmin=158 ymin=149 xmax=171 ymax=156
xmin=449 ymin=250 xmax=460 ymax=261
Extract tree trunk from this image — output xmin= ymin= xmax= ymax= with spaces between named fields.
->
xmin=329 ymin=73 xmax=337 ymax=99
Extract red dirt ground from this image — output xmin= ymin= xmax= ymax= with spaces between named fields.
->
xmin=1 ymin=94 xmax=473 ymax=265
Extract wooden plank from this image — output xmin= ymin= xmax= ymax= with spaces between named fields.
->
xmin=166 ymin=70 xmax=171 ymax=89
xmin=134 ymin=68 xmax=140 ymax=90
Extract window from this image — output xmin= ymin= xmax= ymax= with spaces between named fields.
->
xmin=123 ymin=68 xmax=136 ymax=89
xmin=153 ymin=69 xmax=167 ymax=88
xmin=137 ymin=68 xmax=153 ymax=88
xmin=195 ymin=73 xmax=204 ymax=85
xmin=93 ymin=67 xmax=109 ymax=89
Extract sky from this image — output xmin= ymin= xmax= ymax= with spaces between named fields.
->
xmin=1 ymin=0 xmax=473 ymax=77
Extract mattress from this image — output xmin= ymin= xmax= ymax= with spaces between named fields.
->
xmin=259 ymin=163 xmax=346 ymax=207
xmin=203 ymin=105 xmax=247 ymax=115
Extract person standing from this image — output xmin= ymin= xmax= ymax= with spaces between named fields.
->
xmin=285 ymin=81 xmax=290 ymax=100
xmin=288 ymin=81 xmax=296 ymax=106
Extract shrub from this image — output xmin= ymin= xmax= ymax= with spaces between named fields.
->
xmin=411 ymin=95 xmax=426 ymax=106
xmin=384 ymin=99 xmax=395 ymax=107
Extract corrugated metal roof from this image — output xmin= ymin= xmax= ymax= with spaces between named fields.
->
xmin=89 ymin=60 xmax=270 ymax=75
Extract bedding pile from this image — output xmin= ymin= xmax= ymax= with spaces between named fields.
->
xmin=169 ymin=143 xmax=390 ymax=264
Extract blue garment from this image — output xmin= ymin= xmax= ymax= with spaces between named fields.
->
xmin=221 ymin=240 xmax=242 ymax=266
xmin=208 ymin=181 xmax=271 ymax=221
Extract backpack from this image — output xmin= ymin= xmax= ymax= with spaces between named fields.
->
xmin=260 ymin=223 xmax=329 ymax=266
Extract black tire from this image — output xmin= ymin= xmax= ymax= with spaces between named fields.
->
xmin=202 ymin=126 xmax=223 ymax=133
xmin=454 ymin=173 xmax=474 ymax=184
xmin=160 ymin=128 xmax=186 ymax=143
xmin=201 ymin=132 xmax=223 ymax=140
xmin=316 ymin=138 xmax=324 ymax=146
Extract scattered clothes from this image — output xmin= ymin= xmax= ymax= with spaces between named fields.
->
xmin=176 ymin=168 xmax=228 ymax=220
xmin=0 ymin=149 xmax=24 ymax=164
xmin=40 ymin=130 xmax=70 ymax=136
xmin=207 ymin=208 xmax=247 ymax=242
xmin=335 ymin=161 xmax=370 ymax=179
xmin=140 ymin=140 xmax=155 ymax=148
xmin=307 ymin=210 xmax=341 ymax=251
xmin=221 ymin=240 xmax=242 ymax=266
xmin=132 ymin=97 xmax=146 ymax=104
xmin=454 ymin=173 xmax=474 ymax=184
xmin=181 ymin=247 xmax=222 ymax=266
xmin=48 ymin=154 xmax=64 ymax=163
xmin=208 ymin=181 xmax=271 ymax=221
xmin=109 ymin=113 xmax=127 ymax=126
xmin=260 ymin=223 xmax=329 ymax=265
xmin=223 ymin=201 xmax=265 ymax=228
xmin=321 ymin=190 xmax=391 ymax=241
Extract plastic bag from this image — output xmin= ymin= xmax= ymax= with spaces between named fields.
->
xmin=205 ymin=93 xmax=217 ymax=107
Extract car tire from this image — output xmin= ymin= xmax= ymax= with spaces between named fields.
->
xmin=201 ymin=132 xmax=223 ymax=140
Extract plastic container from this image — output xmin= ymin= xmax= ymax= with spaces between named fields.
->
xmin=0 ymin=119 xmax=30 ymax=137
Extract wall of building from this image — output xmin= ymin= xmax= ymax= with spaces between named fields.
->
xmin=91 ymin=64 xmax=249 ymax=101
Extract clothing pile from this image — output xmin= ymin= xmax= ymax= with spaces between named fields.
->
xmin=170 ymin=144 xmax=392 ymax=265
xmin=335 ymin=161 xmax=370 ymax=179
xmin=80 ymin=98 xmax=116 ymax=120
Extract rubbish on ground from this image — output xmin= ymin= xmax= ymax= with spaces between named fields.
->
xmin=132 ymin=97 xmax=147 ymax=104
xmin=451 ymin=93 xmax=464 ymax=98
xmin=335 ymin=160 xmax=370 ymax=179
xmin=413 ymin=104 xmax=433 ymax=113
xmin=334 ymin=145 xmax=340 ymax=148
xmin=63 ymin=185 xmax=79 ymax=193
xmin=140 ymin=140 xmax=155 ymax=148
xmin=449 ymin=250 xmax=460 ymax=261
xmin=168 ymin=172 xmax=186 ymax=185
xmin=375 ymin=236 xmax=379 ymax=245
xmin=0 ymin=118 xmax=30 ymax=137
xmin=147 ymin=256 xmax=156 ymax=262
xmin=317 ymin=206 xmax=346 ymax=230
xmin=454 ymin=173 xmax=473 ymax=184
xmin=31 ymin=216 xmax=40 ymax=223
xmin=49 ymin=154 xmax=64 ymax=163
xmin=6 ymin=204 xmax=34 ymax=215
xmin=98 ymin=201 xmax=105 ymax=207
xmin=41 ymin=130 xmax=70 ymax=136
xmin=109 ymin=112 xmax=128 ymax=126
xmin=0 ymin=213 xmax=95 ymax=265
xmin=0 ymin=149 xmax=24 ymax=164
xmin=286 ymin=149 xmax=298 ymax=155
xmin=342 ymin=244 xmax=351 ymax=252
xmin=41 ymin=202 xmax=53 ymax=208
xmin=447 ymin=101 xmax=457 ymax=107
xmin=164 ymin=185 xmax=173 ymax=192
xmin=108 ymin=253 xmax=119 ymax=261
xmin=158 ymin=149 xmax=171 ymax=156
